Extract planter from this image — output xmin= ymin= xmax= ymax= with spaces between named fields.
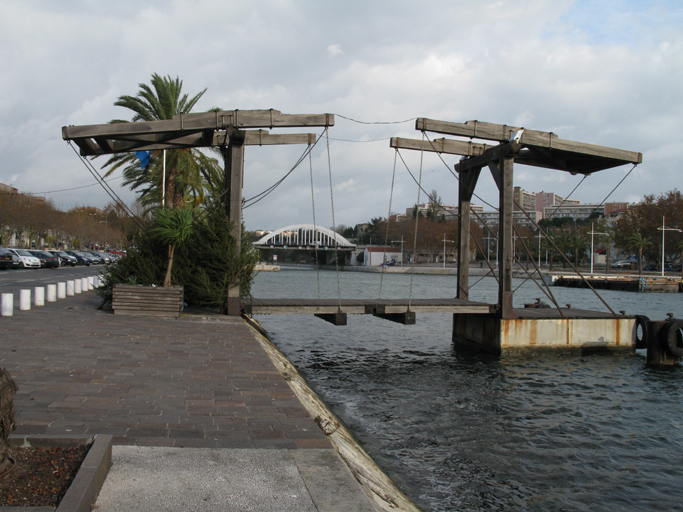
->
xmin=112 ymin=284 xmax=183 ymax=318
xmin=5 ymin=434 xmax=113 ymax=512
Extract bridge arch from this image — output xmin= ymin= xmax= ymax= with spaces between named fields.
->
xmin=254 ymin=224 xmax=356 ymax=249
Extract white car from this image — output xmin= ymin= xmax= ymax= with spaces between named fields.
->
xmin=9 ymin=249 xmax=41 ymax=268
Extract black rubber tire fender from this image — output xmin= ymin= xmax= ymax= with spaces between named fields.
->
xmin=664 ymin=319 xmax=683 ymax=358
xmin=634 ymin=315 xmax=650 ymax=350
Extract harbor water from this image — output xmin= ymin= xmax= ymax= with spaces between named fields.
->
xmin=251 ymin=268 xmax=683 ymax=512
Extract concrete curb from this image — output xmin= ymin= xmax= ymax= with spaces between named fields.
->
xmin=243 ymin=316 xmax=422 ymax=512
xmin=6 ymin=434 xmax=113 ymax=512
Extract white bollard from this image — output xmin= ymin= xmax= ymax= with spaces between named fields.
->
xmin=74 ymin=279 xmax=82 ymax=294
xmin=93 ymin=276 xmax=100 ymax=288
xmin=88 ymin=276 xmax=94 ymax=290
xmin=58 ymin=282 xmax=66 ymax=299
xmin=34 ymin=287 xmax=45 ymax=306
xmin=1 ymin=293 xmax=13 ymax=317
xmin=67 ymin=280 xmax=75 ymax=296
xmin=19 ymin=289 xmax=31 ymax=311
xmin=47 ymin=284 xmax=57 ymax=302
xmin=81 ymin=277 xmax=88 ymax=292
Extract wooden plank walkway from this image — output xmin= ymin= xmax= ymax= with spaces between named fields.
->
xmin=243 ymin=297 xmax=496 ymax=315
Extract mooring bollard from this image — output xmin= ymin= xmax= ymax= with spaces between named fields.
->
xmin=58 ymin=282 xmax=66 ymax=299
xmin=47 ymin=284 xmax=57 ymax=302
xmin=67 ymin=280 xmax=75 ymax=296
xmin=1 ymin=293 xmax=13 ymax=317
xmin=81 ymin=277 xmax=88 ymax=292
xmin=88 ymin=276 xmax=94 ymax=290
xmin=34 ymin=287 xmax=45 ymax=307
xmin=74 ymin=279 xmax=82 ymax=294
xmin=19 ymin=289 xmax=31 ymax=311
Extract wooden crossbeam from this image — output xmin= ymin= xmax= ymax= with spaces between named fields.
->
xmin=62 ymin=110 xmax=333 ymax=156
xmin=63 ymin=110 xmax=333 ymax=139
xmin=417 ymin=118 xmax=642 ymax=166
xmin=390 ymin=136 xmax=492 ymax=156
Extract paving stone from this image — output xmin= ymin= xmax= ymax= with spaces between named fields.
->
xmin=1 ymin=293 xmax=323 ymax=448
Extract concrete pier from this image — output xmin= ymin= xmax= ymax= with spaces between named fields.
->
xmin=453 ymin=309 xmax=636 ymax=356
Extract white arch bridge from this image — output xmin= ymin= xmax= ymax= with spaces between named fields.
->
xmin=254 ymin=224 xmax=356 ymax=251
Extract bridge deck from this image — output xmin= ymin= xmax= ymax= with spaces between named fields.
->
xmin=243 ymin=297 xmax=496 ymax=315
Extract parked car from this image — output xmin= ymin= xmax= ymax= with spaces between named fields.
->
xmin=8 ymin=249 xmax=41 ymax=268
xmin=29 ymin=250 xmax=59 ymax=268
xmin=612 ymin=260 xmax=636 ymax=269
xmin=0 ymin=249 xmax=14 ymax=270
xmin=93 ymin=251 xmax=112 ymax=264
xmin=65 ymin=251 xmax=92 ymax=266
xmin=48 ymin=250 xmax=78 ymax=267
xmin=82 ymin=251 xmax=103 ymax=264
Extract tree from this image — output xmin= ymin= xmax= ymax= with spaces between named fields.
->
xmin=614 ymin=190 xmax=683 ymax=264
xmin=569 ymin=235 xmax=587 ymax=267
xmin=100 ymin=74 xmax=221 ymax=209
xmin=628 ymin=232 xmax=651 ymax=275
xmin=149 ymin=208 xmax=194 ymax=287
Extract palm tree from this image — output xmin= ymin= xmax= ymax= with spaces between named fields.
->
xmin=628 ymin=232 xmax=651 ymax=275
xmin=569 ymin=235 xmax=587 ymax=267
xmin=149 ymin=208 xmax=194 ymax=287
xmin=100 ymin=74 xmax=221 ymax=209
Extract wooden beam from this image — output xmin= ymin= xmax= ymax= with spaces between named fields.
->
xmin=455 ymin=143 xmax=518 ymax=173
xmin=457 ymin=167 xmax=482 ymax=300
xmin=417 ymin=118 xmax=642 ymax=166
xmin=62 ymin=110 xmax=334 ymax=141
xmin=215 ymin=130 xmax=317 ymax=146
xmin=417 ymin=118 xmax=557 ymax=144
xmin=498 ymin=154 xmax=518 ymax=320
xmin=390 ymin=136 xmax=491 ymax=156
xmin=226 ymin=130 xmax=245 ymax=316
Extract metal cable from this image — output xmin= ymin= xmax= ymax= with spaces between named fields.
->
xmin=546 ymin=175 xmax=587 ymax=219
xmin=379 ymin=150 xmax=398 ymax=298
xmin=309 ymin=144 xmax=321 ymax=300
xmin=325 ymin=129 xmax=342 ymax=310
xmin=408 ymin=132 xmax=426 ymax=310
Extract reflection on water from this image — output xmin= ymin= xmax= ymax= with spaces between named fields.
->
xmin=252 ymin=270 xmax=683 ymax=511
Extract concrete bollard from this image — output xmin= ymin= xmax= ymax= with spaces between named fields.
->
xmin=47 ymin=284 xmax=57 ymax=302
xmin=93 ymin=276 xmax=100 ymax=288
xmin=88 ymin=276 xmax=94 ymax=290
xmin=74 ymin=279 xmax=82 ymax=294
xmin=34 ymin=287 xmax=45 ymax=307
xmin=58 ymin=282 xmax=66 ymax=299
xmin=67 ymin=280 xmax=75 ymax=296
xmin=81 ymin=277 xmax=89 ymax=292
xmin=1 ymin=293 xmax=13 ymax=316
xmin=19 ymin=289 xmax=31 ymax=311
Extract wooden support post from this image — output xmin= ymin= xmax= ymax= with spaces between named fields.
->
xmin=457 ymin=167 xmax=481 ymax=300
xmin=497 ymin=154 xmax=517 ymax=319
xmin=225 ymin=130 xmax=246 ymax=316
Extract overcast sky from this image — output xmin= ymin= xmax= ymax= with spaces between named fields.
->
xmin=1 ymin=0 xmax=681 ymax=230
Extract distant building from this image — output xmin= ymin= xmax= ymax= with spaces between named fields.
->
xmin=604 ymin=202 xmax=630 ymax=216
xmin=535 ymin=191 xmax=580 ymax=216
xmin=513 ymin=187 xmax=536 ymax=212
xmin=474 ymin=210 xmax=542 ymax=229
xmin=0 ymin=182 xmax=18 ymax=194
xmin=543 ymin=204 xmax=604 ymax=221
xmin=364 ymin=246 xmax=402 ymax=266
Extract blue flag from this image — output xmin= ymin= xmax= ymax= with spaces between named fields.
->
xmin=135 ymin=151 xmax=152 ymax=169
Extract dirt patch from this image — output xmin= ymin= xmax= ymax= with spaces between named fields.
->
xmin=0 ymin=445 xmax=89 ymax=507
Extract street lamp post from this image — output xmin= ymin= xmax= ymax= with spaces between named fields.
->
xmin=658 ymin=216 xmax=682 ymax=277
xmin=391 ymin=236 xmax=404 ymax=267
xmin=100 ymin=220 xmax=108 ymax=250
xmin=589 ymin=222 xmax=608 ymax=274
xmin=442 ymin=233 xmax=454 ymax=268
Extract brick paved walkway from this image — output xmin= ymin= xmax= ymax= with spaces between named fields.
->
xmin=0 ymin=292 xmax=329 ymax=449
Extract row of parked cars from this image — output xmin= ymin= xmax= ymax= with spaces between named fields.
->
xmin=0 ymin=249 xmax=124 ymax=270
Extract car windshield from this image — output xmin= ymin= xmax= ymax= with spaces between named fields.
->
xmin=15 ymin=250 xmax=33 ymax=256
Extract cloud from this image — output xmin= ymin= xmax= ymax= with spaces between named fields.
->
xmin=0 ymin=0 xmax=681 ymax=230
xmin=327 ymin=44 xmax=344 ymax=57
